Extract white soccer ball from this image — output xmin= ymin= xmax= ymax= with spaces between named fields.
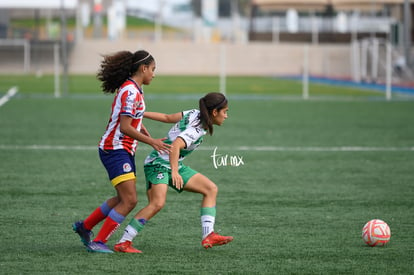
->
xmin=362 ymin=219 xmax=391 ymax=247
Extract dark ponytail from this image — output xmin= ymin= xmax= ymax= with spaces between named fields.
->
xmin=97 ymin=50 xmax=154 ymax=94
xmin=199 ymin=92 xmax=227 ymax=135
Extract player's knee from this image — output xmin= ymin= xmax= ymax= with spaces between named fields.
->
xmin=150 ymin=200 xmax=165 ymax=213
xmin=124 ymin=197 xmax=138 ymax=211
xmin=206 ymin=183 xmax=218 ymax=197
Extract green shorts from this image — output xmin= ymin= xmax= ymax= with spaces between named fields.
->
xmin=144 ymin=163 xmax=199 ymax=193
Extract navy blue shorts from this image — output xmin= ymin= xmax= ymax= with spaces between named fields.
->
xmin=99 ymin=148 xmax=136 ymax=186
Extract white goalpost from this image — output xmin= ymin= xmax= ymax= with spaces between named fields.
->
xmin=54 ymin=43 xmax=61 ymax=98
xmin=0 ymin=39 xmax=62 ymax=98
xmin=0 ymin=39 xmax=30 ymax=73
xmin=385 ymin=42 xmax=392 ymax=100
xmin=302 ymin=39 xmax=393 ymax=100
xmin=302 ymin=44 xmax=309 ymax=100
xmin=351 ymin=38 xmax=393 ymax=100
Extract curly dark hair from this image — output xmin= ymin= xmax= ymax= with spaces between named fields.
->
xmin=97 ymin=50 xmax=155 ymax=94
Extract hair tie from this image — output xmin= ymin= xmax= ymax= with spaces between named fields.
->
xmin=134 ymin=53 xmax=151 ymax=64
xmin=210 ymin=97 xmax=227 ymax=110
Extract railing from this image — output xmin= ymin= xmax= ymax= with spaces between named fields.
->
xmin=251 ymin=15 xmax=397 ymax=34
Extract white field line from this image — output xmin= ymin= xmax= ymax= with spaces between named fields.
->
xmin=0 ymin=145 xmax=413 ymax=152
xmin=0 ymin=86 xmax=18 ymax=107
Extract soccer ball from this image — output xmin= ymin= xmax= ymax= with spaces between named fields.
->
xmin=362 ymin=219 xmax=391 ymax=247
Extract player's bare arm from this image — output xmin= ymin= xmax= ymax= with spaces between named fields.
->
xmin=140 ymin=124 xmax=151 ymax=137
xmin=120 ymin=115 xmax=171 ymax=153
xmin=144 ymin=111 xmax=182 ymax=123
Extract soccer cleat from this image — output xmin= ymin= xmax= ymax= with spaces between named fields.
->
xmin=72 ymin=221 xmax=93 ymax=246
xmin=202 ymin=232 xmax=234 ymax=249
xmin=114 ymin=241 xmax=143 ymax=253
xmin=86 ymin=241 xmax=113 ymax=253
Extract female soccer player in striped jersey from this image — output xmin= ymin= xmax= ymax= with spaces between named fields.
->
xmin=72 ymin=50 xmax=171 ymax=253
xmin=114 ymin=92 xmax=233 ymax=253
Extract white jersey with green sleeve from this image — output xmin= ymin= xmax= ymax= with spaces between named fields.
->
xmin=144 ymin=109 xmax=207 ymax=169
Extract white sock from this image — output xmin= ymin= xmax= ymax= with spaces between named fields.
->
xmin=118 ymin=225 xmax=138 ymax=243
xmin=201 ymin=215 xmax=215 ymax=239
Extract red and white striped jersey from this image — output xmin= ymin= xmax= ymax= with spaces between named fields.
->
xmin=99 ymin=79 xmax=145 ymax=155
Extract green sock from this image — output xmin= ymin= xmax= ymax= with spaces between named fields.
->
xmin=200 ymin=207 xmax=216 ymax=217
xmin=130 ymin=218 xmax=146 ymax=232
xmin=118 ymin=218 xmax=146 ymax=243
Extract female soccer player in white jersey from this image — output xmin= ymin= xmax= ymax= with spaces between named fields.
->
xmin=72 ymin=50 xmax=171 ymax=253
xmin=113 ymin=92 xmax=233 ymax=253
